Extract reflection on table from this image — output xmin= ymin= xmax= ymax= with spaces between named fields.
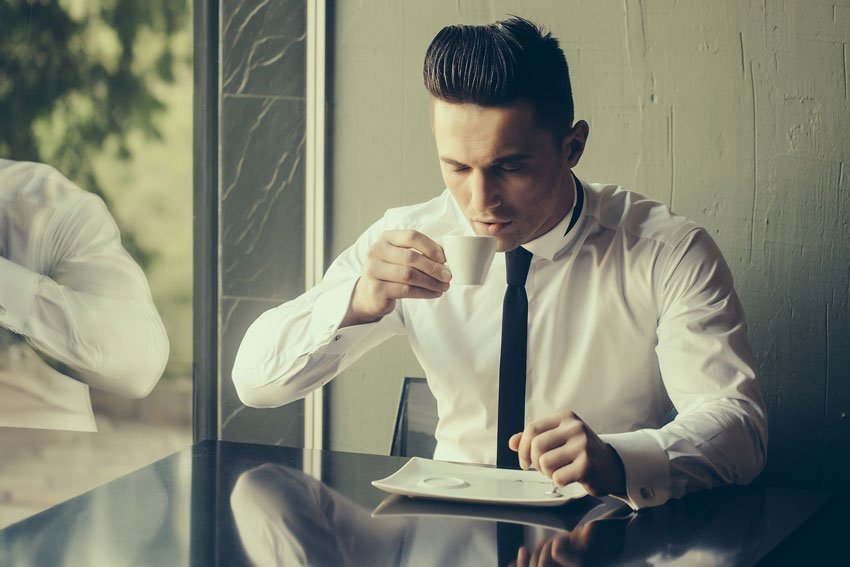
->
xmin=0 ymin=441 xmax=832 ymax=566
xmin=230 ymin=462 xmax=769 ymax=566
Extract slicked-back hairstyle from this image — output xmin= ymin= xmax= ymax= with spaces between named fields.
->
xmin=423 ymin=16 xmax=574 ymax=143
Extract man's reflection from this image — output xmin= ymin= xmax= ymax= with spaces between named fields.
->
xmin=0 ymin=159 xmax=169 ymax=431
xmin=230 ymin=463 xmax=765 ymax=566
xmin=512 ymin=488 xmax=765 ymax=566
xmin=230 ymin=463 xmax=406 ymax=566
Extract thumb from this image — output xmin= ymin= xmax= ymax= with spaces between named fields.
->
xmin=508 ymin=432 xmax=523 ymax=451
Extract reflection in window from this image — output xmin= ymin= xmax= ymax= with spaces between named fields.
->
xmin=0 ymin=0 xmax=192 ymax=528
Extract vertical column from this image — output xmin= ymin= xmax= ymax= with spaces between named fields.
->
xmin=218 ymin=0 xmax=308 ymax=446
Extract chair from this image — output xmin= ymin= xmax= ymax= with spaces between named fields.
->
xmin=390 ymin=377 xmax=439 ymax=458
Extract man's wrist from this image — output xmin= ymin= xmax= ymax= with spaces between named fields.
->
xmin=341 ymin=278 xmax=388 ymax=328
xmin=340 ymin=279 xmax=378 ymax=328
xmin=605 ymin=443 xmax=627 ymax=496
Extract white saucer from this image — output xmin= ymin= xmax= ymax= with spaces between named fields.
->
xmin=372 ymin=458 xmax=587 ymax=507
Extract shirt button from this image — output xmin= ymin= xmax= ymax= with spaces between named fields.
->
xmin=640 ymin=487 xmax=655 ymax=500
xmin=333 ymin=335 xmax=341 ymax=342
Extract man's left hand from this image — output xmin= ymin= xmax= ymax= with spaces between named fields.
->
xmin=508 ymin=410 xmax=626 ymax=497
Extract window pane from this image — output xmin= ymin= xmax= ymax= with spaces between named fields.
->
xmin=0 ymin=0 xmax=193 ymax=528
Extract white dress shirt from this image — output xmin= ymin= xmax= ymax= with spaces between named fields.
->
xmin=232 ymin=178 xmax=768 ymax=509
xmin=0 ymin=159 xmax=169 ymax=431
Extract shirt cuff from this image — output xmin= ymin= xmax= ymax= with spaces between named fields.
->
xmin=599 ymin=430 xmax=671 ymax=510
xmin=0 ymin=257 xmax=42 ymax=334
xmin=307 ymin=277 xmax=377 ymax=356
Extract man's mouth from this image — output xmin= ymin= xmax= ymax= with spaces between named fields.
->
xmin=474 ymin=220 xmax=512 ymax=235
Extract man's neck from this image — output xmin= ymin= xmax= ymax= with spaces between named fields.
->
xmin=527 ymin=170 xmax=576 ymax=243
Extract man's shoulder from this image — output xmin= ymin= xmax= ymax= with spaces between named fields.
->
xmin=0 ymin=160 xmax=114 ymax=253
xmin=583 ymin=181 xmax=699 ymax=247
xmin=0 ymin=159 xmax=93 ymax=209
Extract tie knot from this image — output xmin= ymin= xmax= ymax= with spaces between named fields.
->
xmin=505 ymin=246 xmax=533 ymax=286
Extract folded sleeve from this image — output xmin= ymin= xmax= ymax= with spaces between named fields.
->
xmin=1 ymin=193 xmax=169 ymax=399
xmin=232 ymin=217 xmax=406 ymax=408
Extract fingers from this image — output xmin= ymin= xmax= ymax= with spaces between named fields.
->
xmin=515 ymin=411 xmax=598 ymax=490
xmin=364 ymin=280 xmax=445 ymax=302
xmin=519 ymin=536 xmax=576 ymax=567
xmin=347 ymin=230 xmax=451 ymax=325
xmin=362 ymin=231 xmax=452 ymax=300
xmin=509 ymin=432 xmax=523 ymax=452
xmin=548 ymin=450 xmax=588 ymax=489
xmin=531 ymin=538 xmax=560 ymax=567
xmin=512 ymin=546 xmax=528 ymax=567
xmin=368 ymin=240 xmax=451 ymax=292
xmin=550 ymin=532 xmax=583 ymax=566
xmin=516 ymin=414 xmax=562 ymax=470
xmin=531 ymin=423 xmax=587 ymax=477
xmin=383 ymin=229 xmax=447 ymax=263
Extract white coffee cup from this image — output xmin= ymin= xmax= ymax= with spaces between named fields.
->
xmin=442 ymin=235 xmax=497 ymax=285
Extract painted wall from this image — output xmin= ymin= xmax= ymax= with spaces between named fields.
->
xmin=326 ymin=0 xmax=850 ymax=488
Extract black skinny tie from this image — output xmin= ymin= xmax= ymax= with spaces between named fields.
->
xmin=496 ymin=246 xmax=533 ymax=469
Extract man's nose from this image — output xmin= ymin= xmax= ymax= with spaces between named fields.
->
xmin=469 ymin=170 xmax=501 ymax=212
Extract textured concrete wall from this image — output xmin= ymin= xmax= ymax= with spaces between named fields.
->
xmin=327 ymin=0 xmax=850 ymax=488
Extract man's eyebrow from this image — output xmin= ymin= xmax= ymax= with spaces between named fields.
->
xmin=491 ymin=154 xmax=532 ymax=165
xmin=439 ymin=154 xmax=532 ymax=167
xmin=439 ymin=156 xmax=467 ymax=167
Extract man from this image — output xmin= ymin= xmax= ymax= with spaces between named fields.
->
xmin=0 ymin=159 xmax=169 ymax=431
xmin=233 ymin=17 xmax=766 ymax=509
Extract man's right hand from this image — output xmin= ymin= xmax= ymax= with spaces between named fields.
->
xmin=340 ymin=230 xmax=452 ymax=328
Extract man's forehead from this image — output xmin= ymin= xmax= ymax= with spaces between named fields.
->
xmin=430 ymin=100 xmax=555 ymax=166
xmin=430 ymin=98 xmax=536 ymax=122
xmin=431 ymin=99 xmax=541 ymax=144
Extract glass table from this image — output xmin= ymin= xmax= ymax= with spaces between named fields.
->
xmin=0 ymin=440 xmax=837 ymax=566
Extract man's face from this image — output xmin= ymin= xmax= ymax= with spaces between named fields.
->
xmin=431 ymin=99 xmax=585 ymax=252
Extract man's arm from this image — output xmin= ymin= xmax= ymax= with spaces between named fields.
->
xmin=604 ymin=228 xmax=767 ymax=508
xmin=232 ymin=224 xmax=451 ymax=409
xmin=230 ymin=464 xmax=406 ymax=566
xmin=0 ymin=193 xmax=169 ymax=398
xmin=511 ymin=228 xmax=767 ymax=510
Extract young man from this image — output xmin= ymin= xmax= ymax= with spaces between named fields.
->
xmin=233 ymin=17 xmax=766 ymax=509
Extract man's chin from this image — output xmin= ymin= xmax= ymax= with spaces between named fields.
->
xmin=468 ymin=223 xmax=520 ymax=251
xmin=494 ymin=237 xmax=521 ymax=253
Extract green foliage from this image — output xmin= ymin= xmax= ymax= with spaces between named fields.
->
xmin=0 ymin=0 xmax=190 ymax=269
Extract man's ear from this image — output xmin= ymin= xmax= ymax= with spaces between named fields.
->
xmin=562 ymin=120 xmax=589 ymax=169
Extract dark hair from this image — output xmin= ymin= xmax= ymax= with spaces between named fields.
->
xmin=423 ymin=16 xmax=574 ymax=142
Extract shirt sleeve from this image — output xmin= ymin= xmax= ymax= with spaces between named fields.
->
xmin=0 ymin=193 xmax=169 ymax=399
xmin=232 ymin=217 xmax=406 ymax=408
xmin=602 ymin=228 xmax=768 ymax=510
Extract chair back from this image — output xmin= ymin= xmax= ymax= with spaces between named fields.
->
xmin=390 ymin=377 xmax=438 ymax=458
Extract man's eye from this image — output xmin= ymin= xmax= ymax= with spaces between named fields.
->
xmin=452 ymin=166 xmax=469 ymax=173
xmin=499 ymin=165 xmax=526 ymax=173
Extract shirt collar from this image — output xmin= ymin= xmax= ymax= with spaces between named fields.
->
xmin=523 ymin=174 xmax=585 ymax=261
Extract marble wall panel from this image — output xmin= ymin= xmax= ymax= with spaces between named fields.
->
xmin=220 ymin=95 xmax=306 ymax=301
xmin=217 ymin=0 xmax=307 ymax=448
xmin=220 ymin=297 xmax=304 ymax=447
xmin=221 ymin=0 xmax=306 ymax=97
